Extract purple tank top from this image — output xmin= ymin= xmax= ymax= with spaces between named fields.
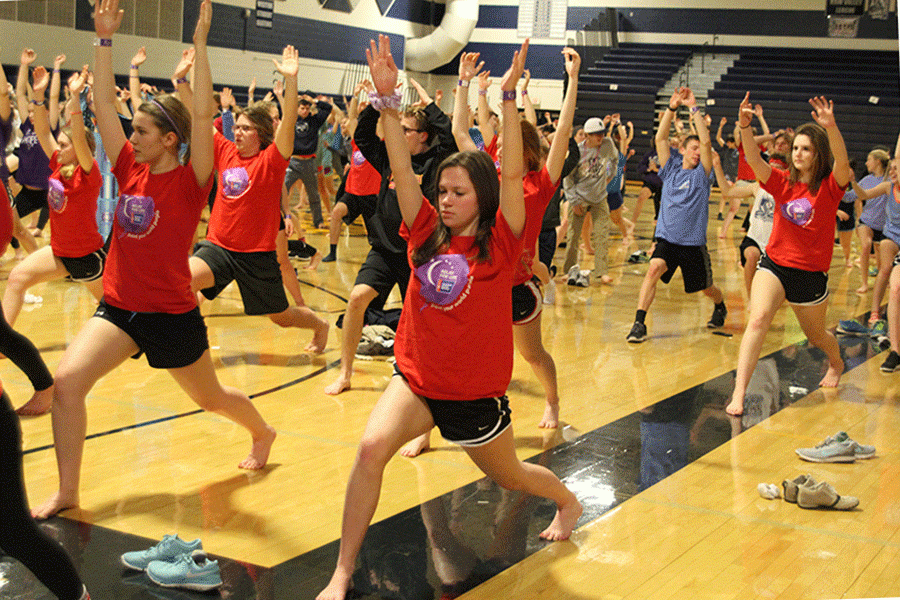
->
xmin=15 ymin=119 xmax=53 ymax=189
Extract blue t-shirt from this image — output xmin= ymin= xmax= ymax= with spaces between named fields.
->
xmin=654 ymin=154 xmax=711 ymax=246
xmin=851 ymin=174 xmax=888 ymax=231
xmin=883 ymin=184 xmax=900 ymax=244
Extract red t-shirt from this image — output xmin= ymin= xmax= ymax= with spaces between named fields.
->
xmin=395 ymin=200 xmax=524 ymax=401
xmin=738 ymin=143 xmax=759 ymax=181
xmin=485 ymin=134 xmax=499 ymax=165
xmin=513 ymin=166 xmax=556 ymax=285
xmin=108 ymin=142 xmax=212 ymax=313
xmin=207 ymin=133 xmax=288 ymax=253
xmin=345 ymin=139 xmax=381 ymax=196
xmin=762 ymin=168 xmax=846 ymax=272
xmin=47 ymin=151 xmax=103 ymax=258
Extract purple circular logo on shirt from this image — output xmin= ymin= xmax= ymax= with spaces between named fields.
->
xmin=47 ymin=178 xmax=66 ymax=212
xmin=221 ymin=167 xmax=250 ymax=198
xmin=117 ymin=194 xmax=156 ymax=236
xmin=351 ymin=149 xmax=366 ymax=167
xmin=415 ymin=254 xmax=470 ymax=306
xmin=781 ymin=197 xmax=814 ymax=228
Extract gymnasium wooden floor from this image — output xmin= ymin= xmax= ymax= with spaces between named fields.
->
xmin=3 ymin=184 xmax=899 ymax=600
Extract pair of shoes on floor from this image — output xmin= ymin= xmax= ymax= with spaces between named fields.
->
xmin=121 ymin=534 xmax=222 ymax=591
xmin=795 ymin=431 xmax=876 ymax=463
xmin=869 ymin=319 xmax=887 ymax=338
xmin=836 ymin=319 xmax=870 ymax=336
xmin=627 ymin=250 xmax=649 ymax=264
xmin=707 ymin=304 xmax=727 ymax=329
xmin=626 ymin=321 xmax=647 ymax=343
xmin=782 ymin=474 xmax=859 ymax=510
xmin=566 ymin=265 xmax=589 ymax=287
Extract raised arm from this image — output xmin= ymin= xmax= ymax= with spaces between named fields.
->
xmin=366 ymin=35 xmax=421 ymax=227
xmin=738 ymin=93 xmax=770 ymax=184
xmin=92 ymin=0 xmax=128 ymax=167
xmin=520 ymin=69 xmax=537 ymax=126
xmin=656 ymin=88 xmax=684 ymax=169
xmin=247 ymin=77 xmax=256 ymax=107
xmin=29 ymin=67 xmax=59 ymax=158
xmin=452 ymin=52 xmax=483 ymax=152
xmin=809 ymin=96 xmax=850 ymax=188
xmin=546 ymin=47 xmax=579 ymax=183
xmin=716 ymin=116 xmax=727 ymax=148
xmin=173 ymin=47 xmax=195 ymax=114
xmin=0 ymin=50 xmax=10 ymax=122
xmin=219 ymin=87 xmax=235 ymax=142
xmin=475 ymin=69 xmax=495 ymax=143
xmin=753 ymin=104 xmax=770 ymax=145
xmin=499 ymin=39 xmax=528 ymax=237
xmin=273 ymin=45 xmax=299 ymax=159
xmin=849 ymin=178 xmax=890 ymax=201
xmin=684 ymin=88 xmax=712 ymax=174
xmin=67 ymin=67 xmax=94 ymax=172
xmin=128 ymin=46 xmax=146 ymax=114
xmin=16 ymin=48 xmax=36 ymax=123
xmin=344 ymin=80 xmax=366 ymax=139
xmin=48 ymin=54 xmax=65 ymax=129
xmin=190 ymin=0 xmax=214 ymax=187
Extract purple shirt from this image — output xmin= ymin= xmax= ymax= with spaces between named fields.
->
xmin=14 ymin=119 xmax=53 ymax=189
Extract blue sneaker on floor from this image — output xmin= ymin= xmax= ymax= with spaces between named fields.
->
xmin=121 ymin=534 xmax=203 ymax=571
xmin=836 ymin=319 xmax=869 ymax=336
xmin=869 ymin=319 xmax=887 ymax=338
xmin=146 ymin=551 xmax=223 ymax=591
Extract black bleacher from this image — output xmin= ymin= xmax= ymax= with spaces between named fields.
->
xmin=574 ymin=43 xmax=899 ymax=182
xmin=706 ymin=47 xmax=899 ymax=170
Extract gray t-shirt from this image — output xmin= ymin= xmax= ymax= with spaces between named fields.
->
xmin=563 ymin=137 xmax=617 ymax=207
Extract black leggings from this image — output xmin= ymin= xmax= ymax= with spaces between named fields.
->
xmin=0 ymin=305 xmax=53 ymax=392
xmin=0 ymin=391 xmax=84 ymax=600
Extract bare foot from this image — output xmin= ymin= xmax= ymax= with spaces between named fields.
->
xmin=725 ymin=397 xmax=743 ymax=416
xmin=399 ymin=432 xmax=431 ymax=457
xmin=305 ymin=250 xmax=323 ymax=271
xmin=717 ymin=228 xmax=726 ymax=239
xmin=31 ymin=491 xmax=78 ymax=519
xmin=625 ymin=221 xmax=635 ymax=239
xmin=317 ymin=569 xmax=352 ymax=600
xmin=239 ymin=426 xmax=277 ymax=470
xmin=820 ymin=362 xmax=844 ymax=388
xmin=539 ymin=496 xmax=582 ymax=541
xmin=324 ymin=373 xmax=351 ymax=395
xmin=16 ymin=386 xmax=54 ymax=416
xmin=599 ymin=274 xmax=613 ymax=285
xmin=856 ymin=284 xmax=869 ymax=294
xmin=538 ymin=402 xmax=559 ymax=429
xmin=306 ymin=320 xmax=329 ymax=354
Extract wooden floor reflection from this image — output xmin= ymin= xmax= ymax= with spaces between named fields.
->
xmin=5 ymin=185 xmax=898 ymax=599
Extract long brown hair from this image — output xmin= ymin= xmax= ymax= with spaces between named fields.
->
xmin=138 ymin=94 xmax=191 ymax=164
xmin=412 ymin=151 xmax=499 ymax=267
xmin=521 ymin=119 xmax=541 ymax=172
xmin=789 ymin=122 xmax=832 ymax=194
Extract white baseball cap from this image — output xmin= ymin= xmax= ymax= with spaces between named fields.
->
xmin=584 ymin=117 xmax=605 ymax=134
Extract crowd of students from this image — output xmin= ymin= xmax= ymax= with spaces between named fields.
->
xmin=2 ymin=2 xmax=899 ymax=597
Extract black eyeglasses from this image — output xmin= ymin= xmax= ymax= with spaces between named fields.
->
xmin=401 ymin=126 xmax=423 ymax=134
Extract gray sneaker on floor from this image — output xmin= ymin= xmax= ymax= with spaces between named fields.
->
xmin=797 ymin=480 xmax=859 ymax=510
xmin=782 ymin=474 xmax=816 ymax=503
xmin=829 ymin=431 xmax=876 ymax=459
xmin=795 ymin=438 xmax=856 ymax=463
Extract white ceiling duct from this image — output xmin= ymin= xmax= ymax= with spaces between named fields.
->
xmin=404 ymin=0 xmax=479 ymax=73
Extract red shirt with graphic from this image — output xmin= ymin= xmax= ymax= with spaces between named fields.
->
xmin=47 ymin=151 xmax=104 ymax=257
xmin=395 ymin=200 xmax=523 ymax=400
xmin=345 ymin=139 xmax=381 ymax=196
xmin=108 ymin=142 xmax=212 ymax=313
xmin=762 ymin=168 xmax=846 ymax=272
xmin=207 ymin=132 xmax=287 ymax=253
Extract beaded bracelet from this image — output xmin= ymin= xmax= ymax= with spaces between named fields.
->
xmin=690 ymin=106 xmax=700 ymax=114
xmin=521 ymin=90 xmax=528 ymax=96
xmin=458 ymin=79 xmax=469 ymax=88
xmin=478 ymin=89 xmax=487 ymax=96
xmin=93 ymin=38 xmax=112 ymax=47
xmin=131 ymin=64 xmax=139 ymax=70
xmin=175 ymin=77 xmax=188 ymax=85
xmin=367 ymin=89 xmax=402 ymax=112
xmin=501 ymin=90 xmax=516 ymax=101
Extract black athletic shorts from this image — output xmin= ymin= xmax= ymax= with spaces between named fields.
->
xmin=739 ymin=236 xmax=760 ymax=268
xmin=394 ymin=364 xmax=512 ymax=447
xmin=651 ymin=238 xmax=714 ymax=294
xmin=336 ymin=192 xmax=376 ymax=226
xmin=836 ymin=200 xmax=855 ymax=232
xmin=93 ymin=301 xmax=209 ymax=369
xmin=512 ymin=278 xmax=542 ymax=325
xmin=194 ymin=240 xmax=289 ymax=315
xmin=354 ymin=247 xmax=411 ymax=311
xmin=757 ymin=254 xmax=828 ymax=306
xmin=59 ymin=248 xmax=106 ymax=282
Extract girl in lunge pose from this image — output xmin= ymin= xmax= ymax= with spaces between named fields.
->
xmin=316 ymin=36 xmax=582 ymax=600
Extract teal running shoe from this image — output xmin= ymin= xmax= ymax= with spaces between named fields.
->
xmin=146 ymin=551 xmax=223 ymax=591
xmin=121 ymin=534 xmax=203 ymax=571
